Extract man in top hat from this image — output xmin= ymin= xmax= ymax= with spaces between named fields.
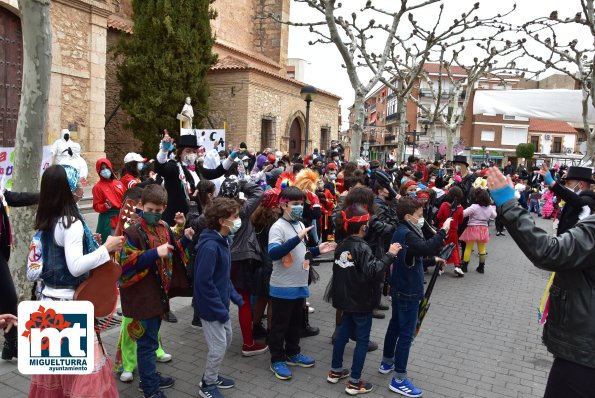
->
xmin=452 ymin=155 xmax=475 ymax=208
xmin=540 ymin=163 xmax=595 ymax=236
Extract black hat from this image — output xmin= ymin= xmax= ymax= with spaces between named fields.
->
xmin=373 ymin=170 xmax=398 ymax=199
xmin=369 ymin=160 xmax=381 ymax=169
xmin=452 ymin=155 xmax=469 ymax=167
xmin=178 ymin=133 xmax=199 ymax=149
xmin=565 ymin=166 xmax=595 ymax=184
xmin=219 ymin=177 xmax=240 ymax=198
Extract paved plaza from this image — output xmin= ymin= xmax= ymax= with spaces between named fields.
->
xmin=0 ymin=215 xmax=554 ymax=398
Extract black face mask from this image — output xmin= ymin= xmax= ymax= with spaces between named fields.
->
xmin=63 ymin=133 xmax=70 ymax=141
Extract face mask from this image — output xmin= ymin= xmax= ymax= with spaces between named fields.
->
xmin=198 ymin=156 xmax=204 ymax=163
xmin=455 ymin=165 xmax=462 ymax=172
xmin=415 ymin=216 xmax=425 ymax=228
xmin=100 ymin=169 xmax=112 ymax=179
xmin=333 ymin=157 xmax=339 ymax=161
xmin=279 ymin=166 xmax=285 ymax=172
xmin=137 ymin=163 xmax=144 ymax=172
xmin=243 ymin=162 xmax=250 ymax=169
xmin=184 ymin=154 xmax=197 ymax=165
xmin=288 ymin=205 xmax=304 ymax=221
xmin=329 ymin=174 xmax=337 ymax=181
xmin=226 ymin=218 xmax=242 ymax=234
xmin=408 ymin=192 xmax=417 ymax=198
xmin=569 ymin=182 xmax=581 ymax=193
xmin=363 ymin=225 xmax=369 ymax=237
xmin=143 ymin=211 xmax=162 ymax=226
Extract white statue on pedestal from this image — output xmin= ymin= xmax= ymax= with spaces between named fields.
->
xmin=179 ymin=97 xmax=194 ymax=129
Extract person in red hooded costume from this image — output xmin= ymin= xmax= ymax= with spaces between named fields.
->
xmin=92 ymin=157 xmax=125 ymax=244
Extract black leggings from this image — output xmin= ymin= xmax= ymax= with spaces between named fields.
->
xmin=544 ymin=357 xmax=595 ymax=398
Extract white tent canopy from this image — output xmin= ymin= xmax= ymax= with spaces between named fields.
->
xmin=473 ymin=89 xmax=595 ymax=124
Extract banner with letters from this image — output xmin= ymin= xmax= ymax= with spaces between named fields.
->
xmin=180 ymin=129 xmax=226 ymax=152
xmin=0 ymin=146 xmax=53 ymax=192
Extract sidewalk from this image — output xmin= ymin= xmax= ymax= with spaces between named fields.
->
xmin=0 ymin=217 xmax=553 ymax=397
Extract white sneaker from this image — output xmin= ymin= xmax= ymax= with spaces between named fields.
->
xmin=308 ymin=306 xmax=315 ymax=314
xmin=454 ymin=267 xmax=465 ymax=277
xmin=157 ymin=353 xmax=172 ymax=363
xmin=120 ymin=371 xmax=133 ymax=382
xmin=438 ymin=269 xmax=445 ymax=276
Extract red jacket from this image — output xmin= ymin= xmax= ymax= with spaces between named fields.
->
xmin=120 ymin=173 xmax=140 ymax=191
xmin=92 ymin=158 xmax=125 ymax=218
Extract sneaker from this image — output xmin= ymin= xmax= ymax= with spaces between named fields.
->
xmin=372 ymin=310 xmax=385 ymax=319
xmin=308 ymin=306 xmax=315 ymax=314
xmin=367 ymin=340 xmax=378 ymax=352
xmin=199 ymin=383 xmax=223 ymax=398
xmin=287 ymin=353 xmax=315 ymax=367
xmin=191 ymin=315 xmax=202 ymax=328
xmin=454 ymin=267 xmax=465 ymax=277
xmin=299 ymin=325 xmax=320 ymax=338
xmin=120 ymin=371 xmax=133 ymax=382
xmin=156 ymin=353 xmax=172 ymax=363
xmin=327 ymin=369 xmax=350 ymax=384
xmin=163 ymin=311 xmax=177 ymax=323
xmin=378 ymin=361 xmax=395 ymax=374
xmin=252 ymin=323 xmax=268 ymax=340
xmin=138 ymin=373 xmax=175 ymax=391
xmin=389 ymin=377 xmax=423 ymax=397
xmin=199 ymin=375 xmax=235 ymax=389
xmin=270 ymin=361 xmax=292 ymax=380
xmin=346 ymin=380 xmax=373 ymax=395
xmin=241 ymin=342 xmax=269 ymax=357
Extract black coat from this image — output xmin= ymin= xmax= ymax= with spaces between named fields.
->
xmin=551 ymin=183 xmax=595 ymax=236
xmin=1 ymin=191 xmax=39 ymax=262
xmin=498 ymin=199 xmax=595 ymax=369
xmin=367 ymin=196 xmax=398 ymax=259
xmin=154 ymin=158 xmax=226 ymax=224
xmin=331 ymin=236 xmax=393 ymax=312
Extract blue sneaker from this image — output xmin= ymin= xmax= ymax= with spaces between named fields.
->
xmin=199 ymin=383 xmax=223 ymax=398
xmin=378 ymin=361 xmax=395 ymax=374
xmin=389 ymin=377 xmax=423 ymax=397
xmin=286 ymin=353 xmax=315 ymax=367
xmin=270 ymin=361 xmax=292 ymax=380
xmin=199 ymin=375 xmax=235 ymax=389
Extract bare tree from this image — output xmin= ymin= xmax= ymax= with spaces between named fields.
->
xmin=8 ymin=0 xmax=52 ymax=301
xmin=409 ymin=34 xmax=525 ymax=160
xmin=520 ymin=4 xmax=595 ymax=162
xmin=264 ymin=0 xmax=440 ymax=161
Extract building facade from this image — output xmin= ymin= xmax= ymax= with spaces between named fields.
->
xmin=0 ymin=0 xmax=112 ymax=181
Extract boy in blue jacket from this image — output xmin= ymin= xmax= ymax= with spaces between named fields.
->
xmin=194 ymin=197 xmax=244 ymax=398
xmin=379 ymin=197 xmax=451 ymax=397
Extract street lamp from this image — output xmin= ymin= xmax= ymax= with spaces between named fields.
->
xmin=300 ymin=85 xmax=318 ymax=155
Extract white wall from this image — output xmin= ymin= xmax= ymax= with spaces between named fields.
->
xmin=532 ymin=132 xmax=576 ymax=155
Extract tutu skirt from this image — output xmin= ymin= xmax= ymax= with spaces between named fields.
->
xmin=460 ymin=225 xmax=490 ymax=243
xmin=29 ymin=338 xmax=118 ymax=398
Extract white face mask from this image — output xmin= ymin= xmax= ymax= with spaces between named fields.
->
xmin=455 ymin=165 xmax=462 ymax=172
xmin=184 ymin=153 xmax=197 ymax=165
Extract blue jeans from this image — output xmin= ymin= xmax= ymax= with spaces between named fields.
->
xmin=382 ymin=293 xmax=419 ymax=379
xmin=137 ymin=316 xmax=162 ymax=396
xmin=332 ymin=311 xmax=373 ymax=381
xmin=529 ymin=199 xmax=540 ymax=214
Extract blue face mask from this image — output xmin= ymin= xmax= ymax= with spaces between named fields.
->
xmin=100 ymin=169 xmax=112 ymax=179
xmin=363 ymin=225 xmax=370 ymax=237
xmin=137 ymin=163 xmax=144 ymax=172
xmin=289 ymin=205 xmax=304 ymax=222
xmin=408 ymin=193 xmax=417 ymax=198
xmin=329 ymin=174 xmax=337 ymax=181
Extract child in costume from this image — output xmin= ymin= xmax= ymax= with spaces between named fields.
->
xmin=328 ymin=205 xmax=401 ymax=395
xmin=459 ymin=189 xmax=496 ymax=274
xmin=119 ymin=185 xmax=194 ymax=398
xmin=435 ymin=186 xmax=465 ymax=276
xmin=268 ymin=186 xmax=336 ymax=380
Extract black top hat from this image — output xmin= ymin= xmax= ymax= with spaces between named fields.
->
xmin=178 ymin=133 xmax=199 ymax=149
xmin=452 ymin=155 xmax=469 ymax=167
xmin=565 ymin=166 xmax=595 ymax=184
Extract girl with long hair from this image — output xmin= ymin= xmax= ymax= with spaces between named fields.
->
xmin=436 ymin=186 xmax=465 ymax=277
xmin=29 ymin=165 xmax=124 ymax=398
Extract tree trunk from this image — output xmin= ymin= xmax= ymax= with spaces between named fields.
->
xmin=9 ymin=0 xmax=52 ymax=302
xmin=446 ymin=126 xmax=456 ymax=161
xmin=397 ymin=98 xmax=407 ymax=162
xmin=581 ymin=88 xmax=594 ymax=164
xmin=428 ymin=124 xmax=436 ymax=162
xmin=349 ymin=93 xmax=365 ymax=162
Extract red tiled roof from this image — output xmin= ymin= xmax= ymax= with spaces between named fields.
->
xmin=107 ymin=16 xmax=133 ymax=34
xmin=423 ymin=63 xmax=468 ymax=76
xmin=210 ymin=56 xmax=341 ymax=100
xmin=529 ymin=118 xmax=577 ymax=134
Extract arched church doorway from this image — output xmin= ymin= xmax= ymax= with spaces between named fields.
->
xmin=0 ymin=6 xmax=22 ymax=147
xmin=289 ymin=118 xmax=302 ymax=157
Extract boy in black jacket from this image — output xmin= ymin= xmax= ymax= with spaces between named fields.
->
xmin=328 ymin=205 xmax=401 ymax=395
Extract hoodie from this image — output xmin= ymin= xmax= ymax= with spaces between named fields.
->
xmin=193 ymin=229 xmax=243 ymax=323
xmin=92 ymin=158 xmax=125 ymax=216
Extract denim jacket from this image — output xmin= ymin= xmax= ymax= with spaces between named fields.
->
xmin=390 ymin=222 xmax=445 ymax=301
xmin=40 ymin=220 xmax=89 ymax=289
